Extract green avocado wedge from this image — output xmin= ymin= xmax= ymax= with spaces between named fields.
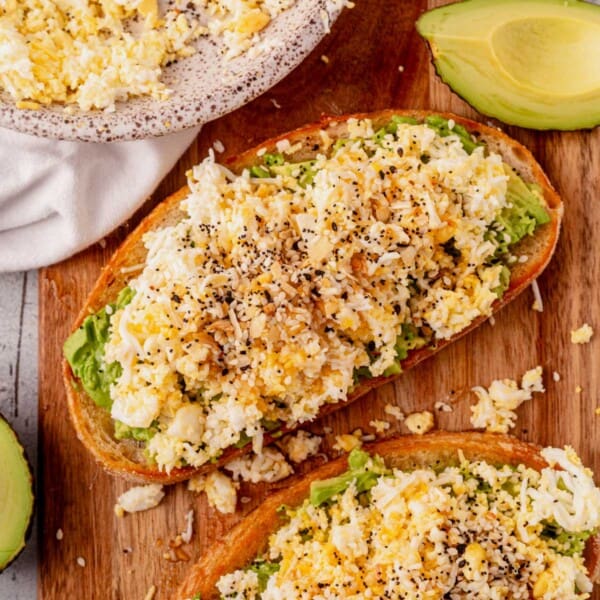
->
xmin=416 ymin=0 xmax=600 ymax=130
xmin=0 ymin=414 xmax=34 ymax=572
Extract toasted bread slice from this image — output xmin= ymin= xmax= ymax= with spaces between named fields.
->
xmin=175 ymin=432 xmax=600 ymax=600
xmin=63 ymin=111 xmax=563 ymax=483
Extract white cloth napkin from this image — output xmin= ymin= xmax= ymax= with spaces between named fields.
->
xmin=0 ymin=125 xmax=201 ymax=272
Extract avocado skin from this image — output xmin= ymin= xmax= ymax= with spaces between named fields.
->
xmin=0 ymin=412 xmax=35 ymax=573
xmin=416 ymin=0 xmax=600 ymax=131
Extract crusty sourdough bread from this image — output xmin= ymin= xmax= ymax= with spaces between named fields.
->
xmin=62 ymin=111 xmax=563 ymax=483
xmin=174 ymin=432 xmax=600 ymax=600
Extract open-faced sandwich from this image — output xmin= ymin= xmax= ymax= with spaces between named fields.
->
xmin=175 ymin=432 xmax=600 ymax=600
xmin=63 ymin=110 xmax=562 ymax=483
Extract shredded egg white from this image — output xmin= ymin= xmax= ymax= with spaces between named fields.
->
xmin=217 ymin=448 xmax=600 ymax=599
xmin=104 ymin=119 xmax=513 ymax=472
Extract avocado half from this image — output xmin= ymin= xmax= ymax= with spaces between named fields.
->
xmin=0 ymin=414 xmax=34 ymax=572
xmin=416 ymin=0 xmax=600 ymax=130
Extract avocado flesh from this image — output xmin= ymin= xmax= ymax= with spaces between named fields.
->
xmin=417 ymin=0 xmax=600 ymax=130
xmin=0 ymin=415 xmax=34 ymax=572
xmin=63 ymin=286 xmax=135 ymax=409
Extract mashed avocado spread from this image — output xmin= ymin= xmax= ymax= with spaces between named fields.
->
xmin=63 ymin=286 xmax=134 ymax=409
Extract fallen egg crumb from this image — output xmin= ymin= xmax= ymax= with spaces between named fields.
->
xmin=571 ymin=323 xmax=594 ymax=344
xmin=405 ymin=411 xmax=435 ymax=435
xmin=369 ymin=419 xmax=391 ymax=434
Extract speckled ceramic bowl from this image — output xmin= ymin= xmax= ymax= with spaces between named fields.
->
xmin=0 ymin=0 xmax=344 ymax=142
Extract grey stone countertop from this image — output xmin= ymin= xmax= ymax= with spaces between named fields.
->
xmin=0 ymin=271 xmax=38 ymax=600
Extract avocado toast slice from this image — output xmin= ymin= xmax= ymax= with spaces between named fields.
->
xmin=175 ymin=432 xmax=600 ymax=599
xmin=62 ymin=110 xmax=562 ymax=483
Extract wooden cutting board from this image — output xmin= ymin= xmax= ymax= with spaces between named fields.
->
xmin=39 ymin=1 xmax=600 ymax=598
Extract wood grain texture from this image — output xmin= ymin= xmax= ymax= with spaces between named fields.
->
xmin=39 ymin=0 xmax=600 ymax=598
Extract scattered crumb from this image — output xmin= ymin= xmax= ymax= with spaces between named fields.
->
xmin=319 ymin=9 xmax=330 ymax=32
xmin=553 ymin=371 xmax=561 ymax=382
xmin=353 ymin=428 xmax=368 ymax=439
xmin=225 ymin=447 xmax=293 ymax=483
xmin=434 ymin=400 xmax=453 ymax=413
xmin=470 ymin=366 xmax=544 ymax=433
xmin=320 ymin=54 xmax=330 ymax=64
xmin=55 ymin=528 xmax=63 ymax=541
xmin=115 ymin=484 xmax=164 ymax=515
xmin=531 ymin=280 xmax=543 ymax=312
xmin=76 ymin=557 xmax=86 ymax=568
xmin=119 ymin=262 xmax=145 ymax=275
xmin=277 ymin=430 xmax=322 ymax=463
xmin=488 ymin=315 xmax=496 ymax=326
xmin=180 ymin=510 xmax=194 ymax=544
xmin=522 ymin=368 xmax=544 ymax=390
xmin=188 ymin=471 xmax=239 ymax=514
xmin=275 ymin=138 xmax=291 ymax=153
xmin=162 ymin=546 xmax=191 ymax=563
xmin=576 ymin=386 xmax=583 ymax=394
xmin=405 ymin=411 xmax=434 ymax=435
xmin=361 ymin=434 xmax=376 ymax=442
xmin=240 ymin=496 xmax=252 ymax=504
xmin=333 ymin=433 xmax=362 ymax=453
xmin=170 ymin=535 xmax=184 ymax=549
xmin=369 ymin=419 xmax=390 ymax=434
xmin=384 ymin=404 xmax=404 ymax=421
xmin=188 ymin=445 xmax=303 ymax=516
xmin=270 ymin=98 xmax=281 ymax=109
xmin=571 ymin=323 xmax=594 ymax=344
xmin=322 ymin=426 xmax=333 ymax=434
xmin=98 ymin=238 xmax=107 ymax=249
xmin=398 ymin=65 xmax=404 ymax=72
xmin=212 ymin=139 xmax=225 ymax=153
xmin=123 ymin=547 xmax=133 ymax=554
xmin=595 ymin=407 xmax=600 ymax=416
xmin=144 ymin=585 xmax=157 ymax=600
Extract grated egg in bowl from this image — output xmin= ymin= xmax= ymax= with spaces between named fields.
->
xmin=0 ymin=0 xmax=347 ymax=141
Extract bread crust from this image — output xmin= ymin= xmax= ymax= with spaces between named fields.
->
xmin=174 ymin=432 xmax=599 ymax=600
xmin=62 ymin=110 xmax=563 ymax=483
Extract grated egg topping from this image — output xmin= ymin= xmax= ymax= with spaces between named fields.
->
xmin=0 ymin=0 xmax=293 ymax=110
xmin=103 ymin=119 xmax=531 ymax=471
xmin=216 ymin=447 xmax=600 ymax=599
